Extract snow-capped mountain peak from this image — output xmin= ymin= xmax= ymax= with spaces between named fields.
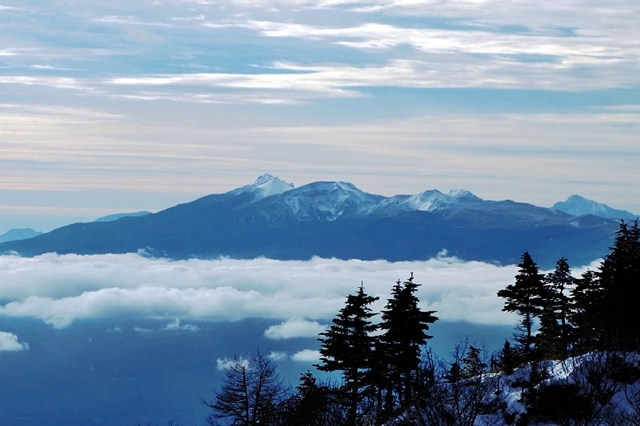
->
xmin=231 ymin=174 xmax=294 ymax=200
xmin=372 ymin=188 xmax=482 ymax=214
xmin=552 ymin=195 xmax=637 ymax=220
xmin=279 ymin=181 xmax=385 ymax=221
xmin=405 ymin=189 xmax=482 ymax=211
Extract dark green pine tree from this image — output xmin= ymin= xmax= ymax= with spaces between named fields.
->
xmin=461 ymin=345 xmax=486 ymax=379
xmin=316 ymin=284 xmax=379 ymax=426
xmin=570 ymin=269 xmax=605 ymax=353
xmin=284 ymin=371 xmax=336 ymax=426
xmin=496 ymin=340 xmax=518 ymax=375
xmin=497 ymin=251 xmax=546 ymax=360
xmin=537 ymin=257 xmax=575 ymax=359
xmin=597 ymin=219 xmax=640 ymax=350
xmin=378 ymin=273 xmax=438 ymax=409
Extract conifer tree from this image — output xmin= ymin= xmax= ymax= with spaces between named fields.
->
xmin=537 ymin=257 xmax=575 ymax=358
xmin=597 ymin=219 xmax=640 ymax=350
xmin=497 ymin=340 xmax=517 ymax=375
xmin=497 ymin=251 xmax=546 ymax=360
xmin=378 ymin=273 xmax=438 ymax=409
xmin=461 ymin=345 xmax=486 ymax=379
xmin=570 ymin=269 xmax=605 ymax=353
xmin=316 ymin=284 xmax=379 ymax=425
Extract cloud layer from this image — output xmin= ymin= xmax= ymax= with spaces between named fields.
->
xmin=0 ymin=253 xmax=599 ymax=330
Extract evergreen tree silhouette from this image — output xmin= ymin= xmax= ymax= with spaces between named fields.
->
xmin=597 ymin=219 xmax=640 ymax=350
xmin=570 ymin=269 xmax=604 ymax=353
xmin=537 ymin=257 xmax=575 ymax=358
xmin=378 ymin=273 xmax=438 ymax=409
xmin=316 ymin=284 xmax=379 ymax=425
xmin=497 ymin=251 xmax=546 ymax=360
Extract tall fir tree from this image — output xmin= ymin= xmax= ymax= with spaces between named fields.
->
xmin=570 ymin=269 xmax=604 ymax=353
xmin=537 ymin=257 xmax=575 ymax=358
xmin=497 ymin=251 xmax=546 ymax=360
xmin=378 ymin=273 xmax=438 ymax=409
xmin=316 ymin=284 xmax=379 ymax=425
xmin=597 ymin=219 xmax=640 ymax=350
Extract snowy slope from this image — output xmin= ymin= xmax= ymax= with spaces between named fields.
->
xmin=372 ymin=189 xmax=483 ymax=214
xmin=230 ymin=173 xmax=294 ymax=200
xmin=277 ymin=181 xmax=385 ymax=221
xmin=396 ymin=352 xmax=640 ymax=426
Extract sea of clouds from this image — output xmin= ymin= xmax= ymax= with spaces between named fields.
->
xmin=0 ymin=253 xmax=599 ymax=353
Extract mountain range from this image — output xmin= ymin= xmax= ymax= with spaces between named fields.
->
xmin=0 ymin=175 xmax=636 ymax=268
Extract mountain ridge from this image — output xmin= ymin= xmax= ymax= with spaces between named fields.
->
xmin=0 ymin=176 xmax=635 ymax=268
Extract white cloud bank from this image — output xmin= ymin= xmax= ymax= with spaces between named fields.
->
xmin=0 ymin=253 xmax=599 ymax=329
xmin=0 ymin=331 xmax=29 ymax=352
xmin=292 ymin=349 xmax=321 ymax=362
xmin=264 ymin=318 xmax=327 ymax=340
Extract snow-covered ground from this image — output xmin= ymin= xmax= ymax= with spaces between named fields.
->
xmin=396 ymin=352 xmax=640 ymax=426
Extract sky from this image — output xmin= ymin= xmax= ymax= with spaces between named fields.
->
xmin=0 ymin=0 xmax=639 ymax=233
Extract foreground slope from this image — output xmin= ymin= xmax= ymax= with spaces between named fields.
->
xmin=0 ymin=175 xmax=625 ymax=268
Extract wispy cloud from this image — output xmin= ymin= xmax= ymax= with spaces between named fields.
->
xmin=0 ymin=76 xmax=84 ymax=90
xmin=164 ymin=319 xmax=201 ymax=332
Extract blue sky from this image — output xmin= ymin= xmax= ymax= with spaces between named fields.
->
xmin=1 ymin=0 xmax=639 ymax=232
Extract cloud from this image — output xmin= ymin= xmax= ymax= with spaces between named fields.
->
xmin=164 ymin=319 xmax=201 ymax=332
xmin=291 ymin=349 xmax=321 ymax=362
xmin=264 ymin=318 xmax=327 ymax=340
xmin=216 ymin=356 xmax=249 ymax=371
xmin=0 ymin=253 xmax=577 ymax=329
xmin=268 ymin=351 xmax=289 ymax=361
xmin=0 ymin=331 xmax=29 ymax=352
xmin=0 ymin=76 xmax=84 ymax=90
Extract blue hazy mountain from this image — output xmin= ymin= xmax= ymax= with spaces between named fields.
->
xmin=552 ymin=194 xmax=637 ymax=221
xmin=0 ymin=174 xmax=629 ymax=268
xmin=94 ymin=211 xmax=152 ymax=223
xmin=0 ymin=227 xmax=42 ymax=243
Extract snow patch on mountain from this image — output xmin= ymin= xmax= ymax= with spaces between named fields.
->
xmin=404 ymin=189 xmax=482 ymax=211
xmin=231 ymin=174 xmax=295 ymax=200
xmin=553 ymin=195 xmax=637 ymax=220
xmin=370 ymin=189 xmax=483 ymax=214
xmin=280 ymin=181 xmax=385 ymax=221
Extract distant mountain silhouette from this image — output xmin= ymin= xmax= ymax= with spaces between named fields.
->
xmin=94 ymin=211 xmax=152 ymax=223
xmin=0 ymin=228 xmax=42 ymax=243
xmin=552 ymin=195 xmax=637 ymax=221
xmin=0 ymin=175 xmax=627 ymax=268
